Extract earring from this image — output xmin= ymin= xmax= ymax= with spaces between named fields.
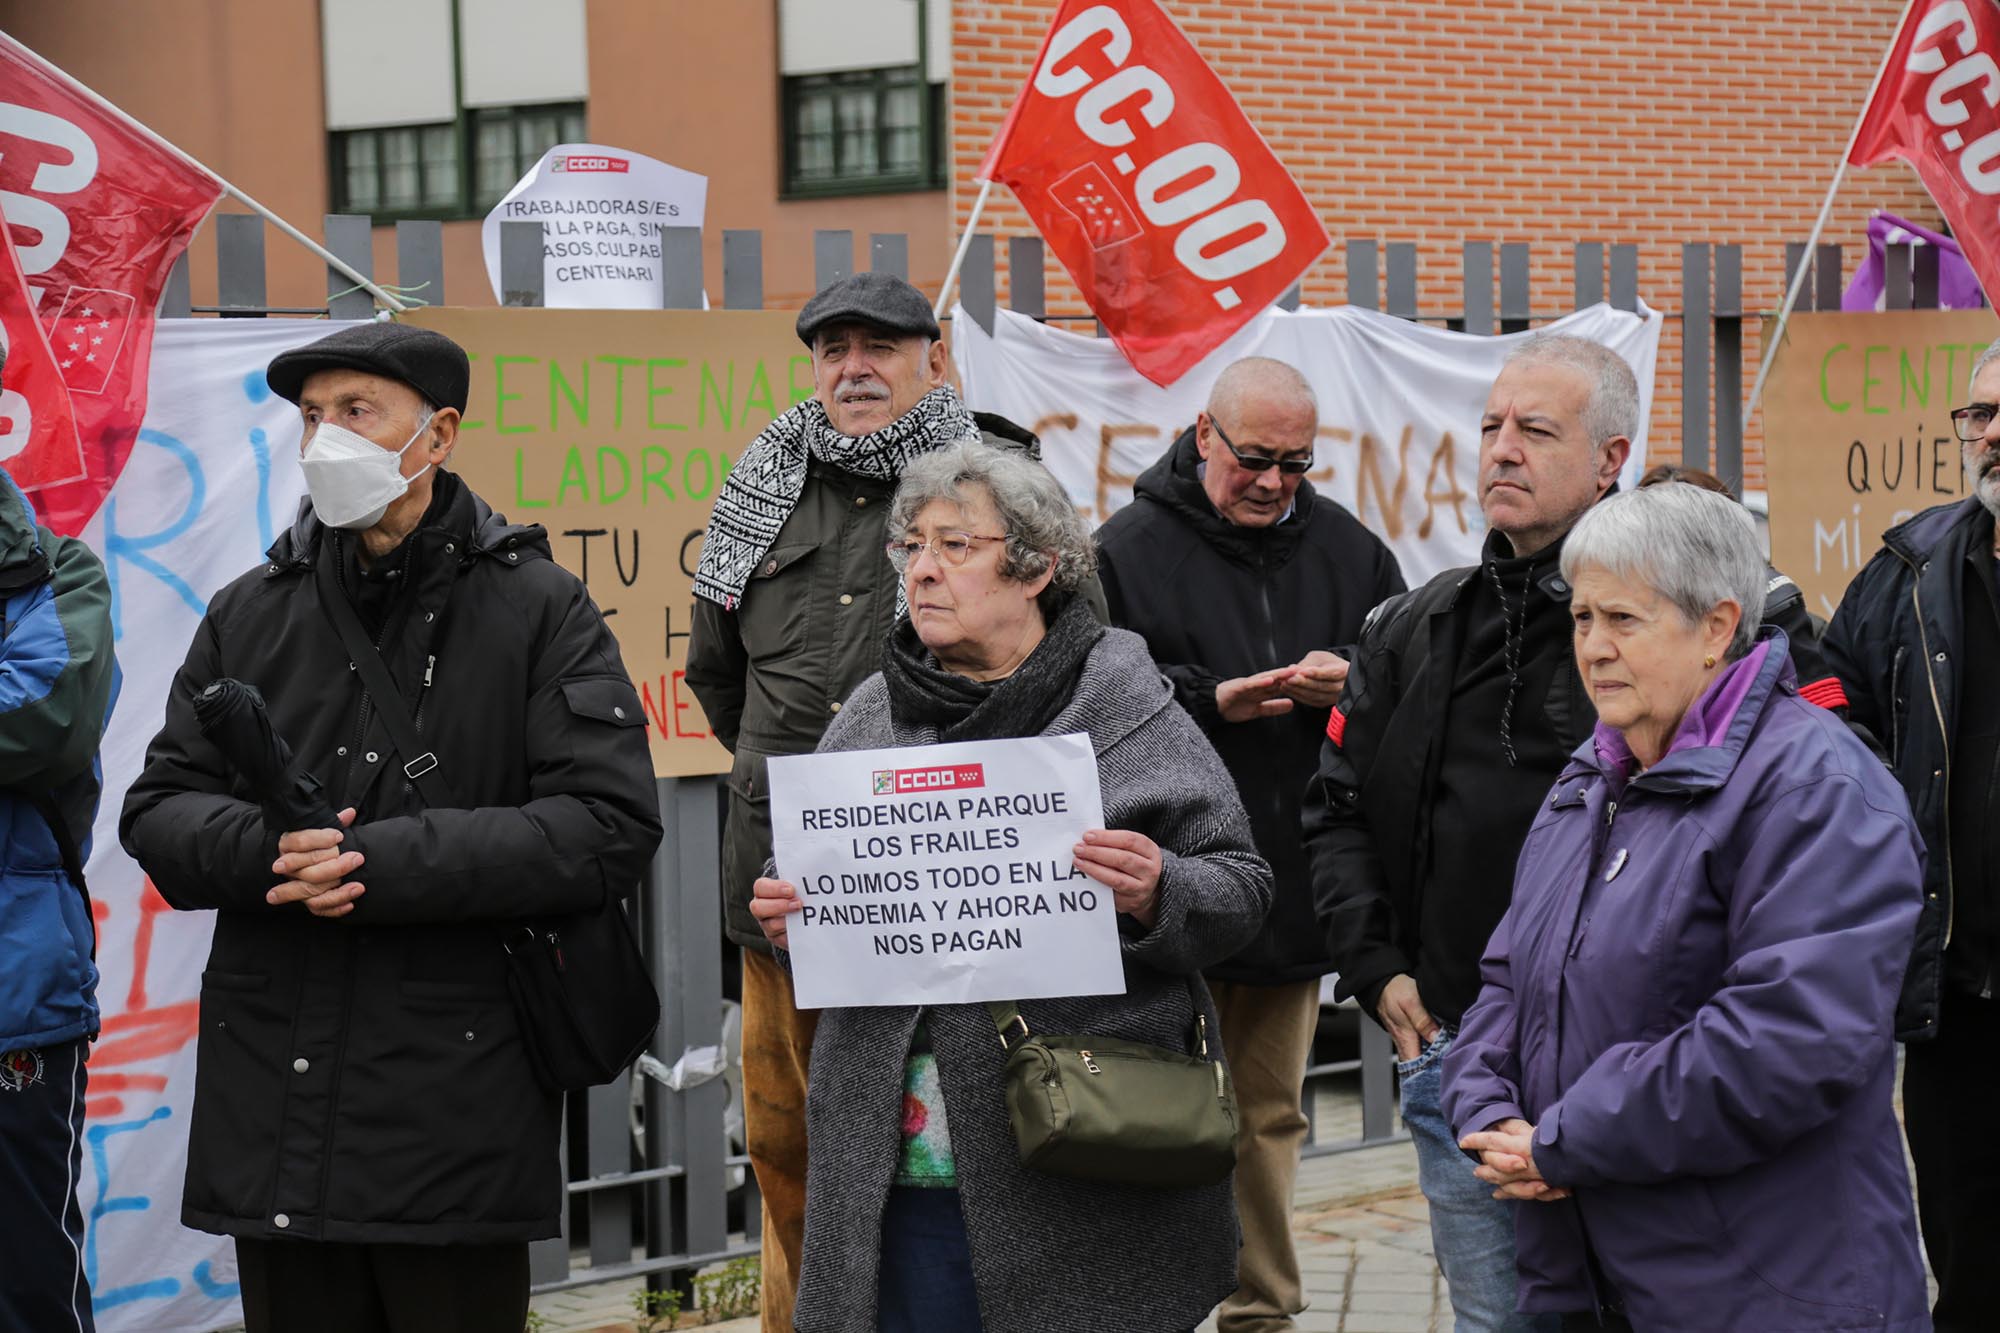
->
xmin=1704 ymin=654 xmax=1716 ymax=668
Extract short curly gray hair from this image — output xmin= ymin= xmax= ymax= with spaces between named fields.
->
xmin=889 ymin=442 xmax=1096 ymax=617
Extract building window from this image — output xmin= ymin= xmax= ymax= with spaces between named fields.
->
xmin=330 ymin=103 xmax=586 ymax=220
xmin=783 ymin=68 xmax=946 ymax=196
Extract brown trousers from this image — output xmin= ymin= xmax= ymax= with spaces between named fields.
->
xmin=742 ymin=948 xmax=822 ymax=1333
xmin=1209 ymin=976 xmax=1323 ymax=1333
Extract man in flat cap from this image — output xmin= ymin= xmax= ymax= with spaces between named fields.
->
xmin=122 ymin=322 xmax=661 ymax=1332
xmin=688 ymin=272 xmax=1092 ymax=1330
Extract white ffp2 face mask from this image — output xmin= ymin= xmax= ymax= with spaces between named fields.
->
xmin=300 ymin=413 xmax=434 ymax=531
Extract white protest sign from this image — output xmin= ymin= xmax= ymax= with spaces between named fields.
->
xmin=481 ymin=143 xmax=708 ymax=308
xmin=768 ymin=734 xmax=1122 ymax=1009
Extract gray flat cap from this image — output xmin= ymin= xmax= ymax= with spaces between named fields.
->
xmin=795 ymin=271 xmax=941 ymax=346
xmin=267 ymin=322 xmax=470 ymax=414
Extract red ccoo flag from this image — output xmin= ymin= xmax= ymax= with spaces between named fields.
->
xmin=978 ymin=0 xmax=1329 ymax=387
xmin=1850 ymin=0 xmax=2000 ymax=304
xmin=0 ymin=32 xmax=222 ymax=534
xmin=0 ymin=200 xmax=84 ymax=490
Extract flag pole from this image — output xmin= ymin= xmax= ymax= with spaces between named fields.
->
xmin=1746 ymin=0 xmax=1916 ymax=418
xmin=0 ymin=34 xmax=409 ymax=314
xmin=934 ymin=178 xmax=996 ymax=320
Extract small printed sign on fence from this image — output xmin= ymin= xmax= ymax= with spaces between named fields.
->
xmin=767 ymin=733 xmax=1123 ymax=1009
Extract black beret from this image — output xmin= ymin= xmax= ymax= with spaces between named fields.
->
xmin=796 ymin=271 xmax=941 ymax=347
xmin=266 ymin=321 xmax=471 ymax=414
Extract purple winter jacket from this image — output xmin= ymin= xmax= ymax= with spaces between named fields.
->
xmin=1442 ymin=632 xmax=1930 ymax=1331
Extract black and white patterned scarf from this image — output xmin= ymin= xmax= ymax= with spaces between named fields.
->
xmin=693 ymin=385 xmax=982 ymax=609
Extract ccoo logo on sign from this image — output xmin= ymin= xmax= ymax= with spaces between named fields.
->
xmin=553 ymin=155 xmax=630 ymax=173
xmin=870 ymin=764 xmax=986 ymax=796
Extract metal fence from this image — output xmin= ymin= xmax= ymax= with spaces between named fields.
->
xmin=160 ymin=212 xmax=1962 ymax=1296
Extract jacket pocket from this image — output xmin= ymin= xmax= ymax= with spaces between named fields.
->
xmin=186 ymin=971 xmax=286 ymax=1222
xmin=737 ymin=542 xmax=817 ymax=664
xmin=0 ymin=870 xmax=92 ymax=1039
xmin=560 ymin=676 xmax=647 ymax=728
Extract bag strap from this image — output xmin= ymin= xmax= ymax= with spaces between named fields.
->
xmin=986 ymin=982 xmax=1213 ymax=1059
xmin=314 ymin=547 xmax=461 ymax=810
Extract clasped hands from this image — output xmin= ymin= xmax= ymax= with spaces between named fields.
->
xmin=1459 ymin=1117 xmax=1570 ymax=1203
xmin=267 ymin=807 xmax=365 ymax=919
xmin=1215 ymin=650 xmax=1348 ymax=722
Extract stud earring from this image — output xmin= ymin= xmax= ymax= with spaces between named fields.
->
xmin=1704 ymin=654 xmax=1716 ymax=668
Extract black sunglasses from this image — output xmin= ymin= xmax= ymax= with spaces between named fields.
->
xmin=1209 ymin=417 xmax=1313 ymax=474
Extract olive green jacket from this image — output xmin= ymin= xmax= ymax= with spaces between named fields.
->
xmin=686 ymin=425 xmax=1104 ymax=953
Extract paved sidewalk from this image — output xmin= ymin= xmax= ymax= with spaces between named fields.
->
xmin=532 ymin=1132 xmax=1442 ymax=1333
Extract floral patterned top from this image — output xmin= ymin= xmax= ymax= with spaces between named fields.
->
xmin=894 ymin=1017 xmax=957 ymax=1187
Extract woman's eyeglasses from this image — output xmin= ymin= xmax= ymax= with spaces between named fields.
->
xmin=1211 ymin=418 xmax=1314 ymax=474
xmin=1951 ymin=403 xmax=1998 ymax=442
xmin=886 ymin=532 xmax=1007 ymax=571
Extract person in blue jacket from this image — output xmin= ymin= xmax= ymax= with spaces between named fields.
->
xmin=1443 ymin=483 xmax=1928 ymax=1332
xmin=0 ymin=410 xmax=119 ymax=1333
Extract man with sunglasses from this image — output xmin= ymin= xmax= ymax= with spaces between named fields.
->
xmin=1096 ymin=356 xmax=1404 ymax=1333
xmin=1821 ymin=338 xmax=2000 ymax=1331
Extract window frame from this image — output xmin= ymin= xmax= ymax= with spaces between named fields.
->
xmin=327 ymin=100 xmax=589 ymax=222
xmin=780 ymin=66 xmax=947 ymax=199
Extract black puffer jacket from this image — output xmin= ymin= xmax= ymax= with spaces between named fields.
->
xmin=1822 ymin=497 xmax=1986 ymax=1041
xmin=121 ymin=472 xmax=661 ymax=1243
xmin=1096 ymin=427 xmax=1405 ymax=984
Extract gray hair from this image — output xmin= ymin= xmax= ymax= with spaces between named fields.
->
xmin=1560 ymin=483 xmax=1766 ymax=660
xmin=1505 ymin=333 xmax=1639 ymax=447
xmin=890 ymin=442 xmax=1096 ymax=616
xmin=1972 ymin=337 xmax=2000 ymax=391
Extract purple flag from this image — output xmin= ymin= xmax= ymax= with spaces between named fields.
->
xmin=1842 ymin=212 xmax=1983 ymax=312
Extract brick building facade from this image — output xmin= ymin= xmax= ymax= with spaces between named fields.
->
xmin=948 ymin=0 xmax=1942 ymax=488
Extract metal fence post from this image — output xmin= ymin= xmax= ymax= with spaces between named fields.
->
xmin=813 ymin=230 xmax=854 ymax=290
xmin=396 ymin=219 xmax=446 ymax=305
xmin=723 ymin=230 xmax=764 ymax=310
xmin=659 ymin=226 xmax=704 ymax=310
xmin=216 ymin=213 xmax=267 ymax=318
xmin=1007 ymin=235 xmax=1045 ymax=319
xmin=1499 ymin=242 xmax=1530 ymax=333
xmin=324 ymin=214 xmax=375 ymax=319
xmin=500 ymin=221 xmax=545 ymax=307
xmin=959 ymin=235 xmax=996 ymax=334
xmin=870 ymin=232 xmax=909 ymax=280
xmin=1346 ymin=239 xmax=1380 ymax=311
xmin=1714 ymin=245 xmax=1743 ymax=495
xmin=1573 ymin=241 xmax=1604 ymax=310
xmin=1609 ymin=244 xmax=1639 ymax=313
xmin=1683 ymin=242 xmax=1712 ymax=472
xmin=1463 ymin=241 xmax=1494 ymax=336
xmin=1385 ymin=243 xmax=1418 ymax=320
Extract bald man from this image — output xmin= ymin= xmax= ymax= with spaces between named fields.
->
xmin=1095 ymin=358 xmax=1405 ymax=1333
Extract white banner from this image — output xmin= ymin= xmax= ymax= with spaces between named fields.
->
xmin=74 ymin=318 xmax=365 ymax=1333
xmin=952 ymin=302 xmax=1663 ymax=586
xmin=769 ymin=734 xmax=1120 ymax=1010
xmin=481 ymin=143 xmax=708 ymax=309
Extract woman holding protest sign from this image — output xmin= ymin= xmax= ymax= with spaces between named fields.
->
xmin=751 ymin=441 xmax=1272 ymax=1333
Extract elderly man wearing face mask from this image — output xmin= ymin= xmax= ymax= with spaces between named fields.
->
xmin=687 ymin=272 xmax=1102 ymax=1331
xmin=121 ymin=322 xmax=662 ymax=1333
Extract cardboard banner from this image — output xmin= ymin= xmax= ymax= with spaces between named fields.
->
xmin=1765 ymin=309 xmax=2000 ymax=616
xmin=954 ymin=300 xmax=1664 ymax=588
xmin=405 ymin=307 xmax=809 ymax=777
xmin=768 ymin=734 xmax=1119 ymax=1009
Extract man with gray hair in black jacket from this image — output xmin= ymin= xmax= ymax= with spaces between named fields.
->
xmin=1097 ymin=356 xmax=1403 ymax=1333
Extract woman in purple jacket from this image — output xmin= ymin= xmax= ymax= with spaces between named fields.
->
xmin=1442 ymin=483 xmax=1930 ymax=1332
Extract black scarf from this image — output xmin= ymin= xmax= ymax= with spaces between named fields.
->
xmin=880 ymin=594 xmax=1104 ymax=742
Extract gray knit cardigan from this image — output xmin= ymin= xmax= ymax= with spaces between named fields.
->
xmin=787 ymin=626 xmax=1275 ymax=1333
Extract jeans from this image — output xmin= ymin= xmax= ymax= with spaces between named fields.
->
xmin=876 ymin=1188 xmax=982 ymax=1333
xmin=1399 ymin=1029 xmax=1557 ymax=1333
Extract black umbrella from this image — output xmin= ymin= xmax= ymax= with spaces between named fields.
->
xmin=192 ymin=678 xmax=343 ymax=832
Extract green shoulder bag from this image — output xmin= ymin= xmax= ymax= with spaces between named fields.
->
xmin=987 ymin=994 xmax=1238 ymax=1188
